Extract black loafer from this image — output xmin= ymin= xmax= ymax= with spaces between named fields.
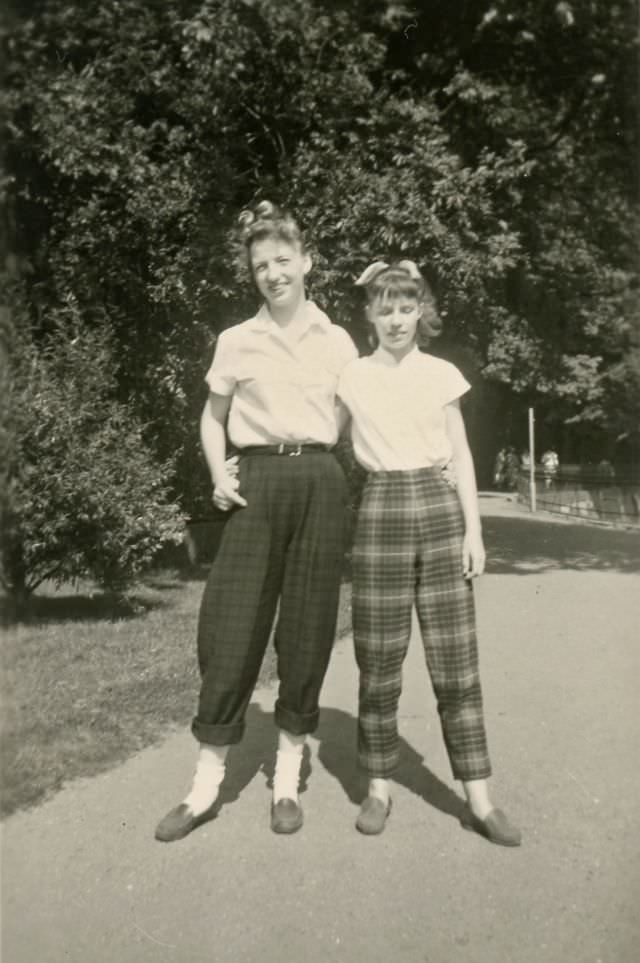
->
xmin=271 ymin=798 xmax=304 ymax=834
xmin=356 ymin=796 xmax=392 ymax=835
xmin=460 ymin=807 xmax=522 ymax=847
xmin=154 ymin=802 xmax=218 ymax=843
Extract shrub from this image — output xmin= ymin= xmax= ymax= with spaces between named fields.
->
xmin=1 ymin=289 xmax=185 ymax=605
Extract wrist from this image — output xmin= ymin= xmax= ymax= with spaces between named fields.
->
xmin=211 ymin=467 xmax=228 ymax=487
xmin=465 ymin=522 xmax=482 ymax=537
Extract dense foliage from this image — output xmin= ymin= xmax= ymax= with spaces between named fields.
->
xmin=2 ymin=0 xmax=638 ymax=524
xmin=1 ymin=283 xmax=184 ymax=602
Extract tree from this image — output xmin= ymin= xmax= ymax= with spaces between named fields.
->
xmin=1 ymin=281 xmax=184 ymax=605
xmin=2 ymin=0 xmax=638 ymax=498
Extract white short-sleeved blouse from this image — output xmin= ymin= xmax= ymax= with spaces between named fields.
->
xmin=205 ymin=302 xmax=357 ymax=448
xmin=337 ymin=347 xmax=470 ymax=472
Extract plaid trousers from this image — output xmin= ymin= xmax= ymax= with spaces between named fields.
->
xmin=352 ymin=467 xmax=491 ymax=782
xmin=192 ymin=451 xmax=347 ymax=746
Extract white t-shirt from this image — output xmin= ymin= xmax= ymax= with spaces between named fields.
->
xmin=205 ymin=302 xmax=357 ymax=448
xmin=337 ymin=347 xmax=470 ymax=472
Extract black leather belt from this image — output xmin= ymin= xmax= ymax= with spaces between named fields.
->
xmin=240 ymin=443 xmax=331 ymax=457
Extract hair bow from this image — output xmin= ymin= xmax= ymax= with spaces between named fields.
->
xmin=354 ymin=259 xmax=422 ymax=286
xmin=238 ymin=209 xmax=255 ymax=228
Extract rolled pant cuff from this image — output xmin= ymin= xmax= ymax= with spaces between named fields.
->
xmin=452 ymin=764 xmax=493 ymax=782
xmin=275 ymin=700 xmax=319 ymax=736
xmin=191 ymin=719 xmax=245 ymax=746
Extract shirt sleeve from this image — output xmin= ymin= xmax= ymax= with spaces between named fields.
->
xmin=204 ymin=329 xmax=237 ymax=396
xmin=441 ymin=361 xmax=471 ymax=407
xmin=334 ymin=326 xmax=359 ymax=370
xmin=336 ymin=360 xmax=357 ymax=408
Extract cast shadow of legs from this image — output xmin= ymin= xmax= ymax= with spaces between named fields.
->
xmin=316 ymin=706 xmax=466 ymax=821
xmin=216 ymin=702 xmax=312 ymax=811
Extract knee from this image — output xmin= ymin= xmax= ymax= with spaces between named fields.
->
xmin=359 ymin=670 xmax=402 ymax=707
xmin=434 ymin=674 xmax=482 ymax=714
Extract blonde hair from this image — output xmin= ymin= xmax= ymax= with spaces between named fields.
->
xmin=357 ymin=261 xmax=442 ymax=343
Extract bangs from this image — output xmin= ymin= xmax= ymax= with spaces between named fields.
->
xmin=367 ymin=269 xmax=424 ymax=305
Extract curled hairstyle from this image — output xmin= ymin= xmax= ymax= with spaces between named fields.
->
xmin=237 ymin=200 xmax=306 ymax=267
xmin=355 ymin=260 xmax=442 ymax=344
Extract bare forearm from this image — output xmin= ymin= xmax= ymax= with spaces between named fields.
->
xmin=452 ymin=446 xmax=482 ymax=535
xmin=199 ymin=401 xmax=229 ymax=485
xmin=445 ymin=400 xmax=482 ymax=534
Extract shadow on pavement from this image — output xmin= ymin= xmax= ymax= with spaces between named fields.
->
xmin=316 ymin=707 xmax=466 ymax=820
xmin=214 ymin=704 xmax=465 ymax=824
xmin=217 ymin=704 xmax=313 ymax=809
xmin=483 ymin=515 xmax=640 ymax=575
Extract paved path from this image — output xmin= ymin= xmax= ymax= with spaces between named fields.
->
xmin=3 ymin=498 xmax=639 ymax=963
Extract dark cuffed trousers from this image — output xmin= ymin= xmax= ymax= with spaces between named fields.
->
xmin=192 ymin=451 xmax=348 ymax=746
xmin=352 ymin=467 xmax=492 ymax=782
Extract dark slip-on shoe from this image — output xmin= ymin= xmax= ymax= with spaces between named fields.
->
xmin=461 ymin=807 xmax=522 ymax=847
xmin=355 ymin=796 xmax=392 ymax=835
xmin=154 ymin=802 xmax=218 ymax=843
xmin=271 ymin=798 xmax=304 ymax=834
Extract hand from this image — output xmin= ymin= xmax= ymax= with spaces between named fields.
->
xmin=462 ymin=529 xmax=485 ymax=579
xmin=212 ymin=471 xmax=247 ymax=512
xmin=225 ymin=454 xmax=240 ymax=480
xmin=441 ymin=460 xmax=457 ymax=489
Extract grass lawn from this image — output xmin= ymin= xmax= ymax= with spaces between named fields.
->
xmin=0 ymin=568 xmax=353 ymax=818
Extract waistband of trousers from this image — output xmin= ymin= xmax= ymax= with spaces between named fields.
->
xmin=239 ymin=443 xmax=332 ymax=457
xmin=366 ymin=465 xmax=444 ymax=482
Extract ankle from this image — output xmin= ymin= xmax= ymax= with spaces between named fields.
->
xmin=273 ymin=746 xmax=304 ymax=803
xmin=463 ymin=778 xmax=493 ymax=820
xmin=368 ymin=778 xmax=390 ymax=804
xmin=183 ymin=743 xmax=228 ymax=816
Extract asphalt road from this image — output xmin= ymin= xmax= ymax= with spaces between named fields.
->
xmin=2 ymin=498 xmax=639 ymax=963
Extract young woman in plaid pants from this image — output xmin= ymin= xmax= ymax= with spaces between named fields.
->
xmin=155 ymin=202 xmax=357 ymax=842
xmin=337 ymin=261 xmax=521 ymax=846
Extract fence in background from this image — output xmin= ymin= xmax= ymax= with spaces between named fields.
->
xmin=517 ymin=466 xmax=640 ymax=527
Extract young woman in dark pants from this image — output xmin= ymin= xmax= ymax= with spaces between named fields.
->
xmin=156 ymin=202 xmax=356 ymax=841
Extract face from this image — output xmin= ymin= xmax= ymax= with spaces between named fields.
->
xmin=367 ymin=294 xmax=423 ymax=359
xmin=249 ymin=237 xmax=311 ymax=314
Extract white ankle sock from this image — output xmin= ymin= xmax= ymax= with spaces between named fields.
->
xmin=183 ymin=745 xmax=228 ymax=816
xmin=369 ymin=778 xmax=390 ymax=805
xmin=273 ymin=748 xmax=303 ymax=803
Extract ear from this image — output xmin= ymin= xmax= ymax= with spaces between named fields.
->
xmin=302 ymin=252 xmax=312 ymax=275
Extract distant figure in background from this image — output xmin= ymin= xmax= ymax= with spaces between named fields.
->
xmin=597 ymin=459 xmax=615 ymax=480
xmin=492 ymin=448 xmax=507 ymax=490
xmin=541 ymin=449 xmax=560 ymax=489
xmin=503 ymin=446 xmax=520 ymax=491
xmin=520 ymin=449 xmax=531 ymax=471
xmin=493 ymin=446 xmax=520 ymax=492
